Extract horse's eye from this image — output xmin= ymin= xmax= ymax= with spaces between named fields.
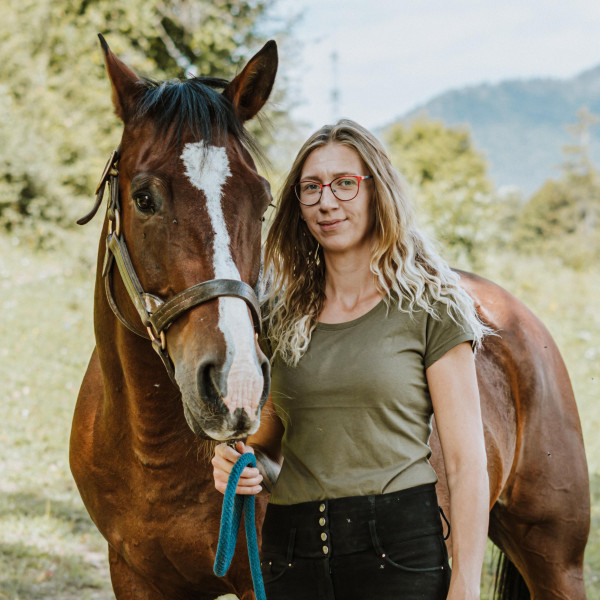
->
xmin=133 ymin=192 xmax=156 ymax=214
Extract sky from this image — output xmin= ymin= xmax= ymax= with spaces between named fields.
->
xmin=272 ymin=0 xmax=600 ymax=132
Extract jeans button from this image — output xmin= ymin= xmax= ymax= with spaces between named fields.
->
xmin=319 ymin=517 xmax=326 ymax=526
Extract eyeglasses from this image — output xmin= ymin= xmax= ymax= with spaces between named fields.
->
xmin=293 ymin=175 xmax=373 ymax=206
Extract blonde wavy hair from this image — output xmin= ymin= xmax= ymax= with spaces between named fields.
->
xmin=263 ymin=119 xmax=490 ymax=366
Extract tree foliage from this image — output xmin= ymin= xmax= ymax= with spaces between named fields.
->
xmin=0 ymin=0 xmax=291 ymax=244
xmin=383 ymin=118 xmax=498 ymax=267
xmin=517 ymin=108 xmax=600 ymax=268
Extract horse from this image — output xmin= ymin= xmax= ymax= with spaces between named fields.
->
xmin=432 ymin=271 xmax=590 ymax=599
xmin=70 ymin=37 xmax=590 ymax=600
xmin=70 ymin=35 xmax=277 ymax=599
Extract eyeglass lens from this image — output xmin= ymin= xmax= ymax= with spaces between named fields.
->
xmin=296 ymin=176 xmax=362 ymax=205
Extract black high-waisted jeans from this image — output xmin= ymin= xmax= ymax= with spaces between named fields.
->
xmin=260 ymin=483 xmax=451 ymax=600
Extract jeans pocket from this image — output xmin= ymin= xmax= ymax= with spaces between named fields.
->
xmin=368 ymin=520 xmax=447 ymax=573
xmin=260 ymin=552 xmax=294 ymax=585
xmin=260 ymin=526 xmax=296 ymax=585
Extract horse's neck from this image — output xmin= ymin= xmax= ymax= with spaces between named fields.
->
xmin=105 ymin=344 xmax=192 ymax=453
xmin=93 ymin=274 xmax=197 ymax=464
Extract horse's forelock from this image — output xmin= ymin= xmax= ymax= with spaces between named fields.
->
xmin=129 ymin=77 xmax=262 ymax=160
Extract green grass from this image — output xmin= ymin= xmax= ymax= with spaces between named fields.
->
xmin=0 ymin=227 xmax=112 ymax=599
xmin=1 ymin=230 xmax=598 ymax=598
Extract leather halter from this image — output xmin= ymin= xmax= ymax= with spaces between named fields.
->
xmin=78 ymin=149 xmax=262 ymax=385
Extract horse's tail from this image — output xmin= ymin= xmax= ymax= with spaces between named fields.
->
xmin=492 ymin=550 xmax=531 ymax=600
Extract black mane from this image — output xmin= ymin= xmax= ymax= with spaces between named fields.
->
xmin=132 ymin=76 xmax=262 ymax=158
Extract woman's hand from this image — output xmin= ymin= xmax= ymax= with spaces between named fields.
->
xmin=446 ymin=573 xmax=482 ymax=600
xmin=212 ymin=441 xmax=264 ymax=495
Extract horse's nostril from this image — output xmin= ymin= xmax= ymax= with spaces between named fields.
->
xmin=197 ymin=361 xmax=226 ymax=408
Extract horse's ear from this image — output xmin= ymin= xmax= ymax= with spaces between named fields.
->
xmin=223 ymin=41 xmax=278 ymax=122
xmin=99 ymin=34 xmax=140 ymax=122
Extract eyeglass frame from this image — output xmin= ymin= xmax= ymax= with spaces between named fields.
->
xmin=293 ymin=175 xmax=373 ymax=206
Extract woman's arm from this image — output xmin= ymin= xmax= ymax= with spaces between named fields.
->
xmin=426 ymin=341 xmax=489 ymax=600
xmin=212 ymin=396 xmax=284 ymax=496
xmin=247 ymin=395 xmax=284 ymax=494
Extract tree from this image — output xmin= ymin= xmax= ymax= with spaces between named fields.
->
xmin=383 ymin=117 xmax=498 ymax=267
xmin=517 ymin=108 xmax=600 ymax=268
xmin=0 ymin=0 xmax=292 ymax=243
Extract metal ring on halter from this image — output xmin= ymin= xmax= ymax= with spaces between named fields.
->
xmin=147 ymin=326 xmax=167 ymax=350
xmin=107 ymin=210 xmax=121 ymax=236
xmin=114 ymin=210 xmax=121 ymax=236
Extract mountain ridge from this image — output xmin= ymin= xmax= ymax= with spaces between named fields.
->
xmin=395 ymin=65 xmax=600 ymax=194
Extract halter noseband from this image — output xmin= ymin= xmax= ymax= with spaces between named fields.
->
xmin=78 ymin=149 xmax=262 ymax=385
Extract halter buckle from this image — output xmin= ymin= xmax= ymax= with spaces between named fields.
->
xmin=147 ymin=326 xmax=167 ymax=350
xmin=95 ymin=149 xmax=119 ymax=195
xmin=107 ymin=209 xmax=121 ymax=237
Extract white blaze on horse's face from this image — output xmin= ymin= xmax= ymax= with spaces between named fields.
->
xmin=180 ymin=142 xmax=263 ymax=438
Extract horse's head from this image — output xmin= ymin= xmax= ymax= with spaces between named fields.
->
xmin=98 ymin=36 xmax=277 ymax=441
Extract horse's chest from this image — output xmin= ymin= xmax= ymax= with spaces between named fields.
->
xmin=83 ymin=454 xmax=220 ymax=579
xmin=105 ymin=488 xmax=223 ymax=584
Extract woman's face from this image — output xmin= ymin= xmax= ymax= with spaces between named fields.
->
xmin=298 ymin=143 xmax=374 ymax=257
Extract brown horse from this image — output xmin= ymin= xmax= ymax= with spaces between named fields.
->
xmin=71 ymin=37 xmax=590 ymax=600
xmin=432 ymin=271 xmax=590 ymax=599
xmin=70 ymin=36 xmax=276 ymax=599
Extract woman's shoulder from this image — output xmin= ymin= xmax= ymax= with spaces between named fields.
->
xmin=387 ymin=287 xmax=476 ymax=337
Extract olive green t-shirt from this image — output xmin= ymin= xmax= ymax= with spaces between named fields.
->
xmin=266 ymin=297 xmax=474 ymax=505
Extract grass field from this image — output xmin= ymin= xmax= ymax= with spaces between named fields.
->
xmin=0 ymin=228 xmax=598 ymax=599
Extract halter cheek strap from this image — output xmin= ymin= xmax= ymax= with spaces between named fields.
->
xmin=79 ymin=149 xmax=262 ymax=385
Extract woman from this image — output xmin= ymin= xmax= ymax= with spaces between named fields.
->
xmin=212 ymin=119 xmax=489 ymax=600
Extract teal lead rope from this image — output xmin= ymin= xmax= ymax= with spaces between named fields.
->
xmin=213 ymin=452 xmax=266 ymax=600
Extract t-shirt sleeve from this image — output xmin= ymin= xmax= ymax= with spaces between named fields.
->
xmin=423 ymin=301 xmax=475 ymax=369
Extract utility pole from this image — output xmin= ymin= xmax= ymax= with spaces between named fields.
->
xmin=330 ymin=50 xmax=340 ymax=122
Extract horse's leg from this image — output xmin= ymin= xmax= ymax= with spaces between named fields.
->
xmin=109 ymin=546 xmax=166 ymax=600
xmin=488 ymin=434 xmax=590 ymax=600
xmin=109 ymin=546 xmax=250 ymax=600
xmin=432 ymin=362 xmax=589 ymax=599
xmin=487 ymin=387 xmax=589 ymax=599
xmin=489 ymin=498 xmax=588 ymax=600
